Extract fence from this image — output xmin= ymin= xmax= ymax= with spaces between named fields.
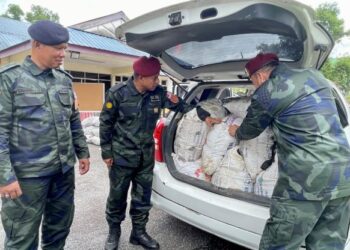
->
xmin=80 ymin=111 xmax=101 ymax=121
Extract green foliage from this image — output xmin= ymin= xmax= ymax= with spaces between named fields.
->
xmin=1 ymin=4 xmax=24 ymax=21
xmin=321 ymin=57 xmax=350 ymax=93
xmin=315 ymin=2 xmax=346 ymax=41
xmin=25 ymin=5 xmax=59 ymax=23
xmin=1 ymin=4 xmax=59 ymax=23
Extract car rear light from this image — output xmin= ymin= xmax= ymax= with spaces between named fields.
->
xmin=153 ymin=118 xmax=166 ymax=162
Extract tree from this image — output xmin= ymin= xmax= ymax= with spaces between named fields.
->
xmin=322 ymin=58 xmax=350 ymax=93
xmin=1 ymin=4 xmax=24 ymax=21
xmin=25 ymin=5 xmax=59 ymax=23
xmin=1 ymin=4 xmax=60 ymax=23
xmin=315 ymin=2 xmax=346 ymax=41
xmin=315 ymin=2 xmax=350 ymax=98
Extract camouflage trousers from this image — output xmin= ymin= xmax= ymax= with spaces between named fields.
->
xmin=106 ymin=154 xmax=154 ymax=231
xmin=259 ymin=196 xmax=350 ymax=250
xmin=1 ymin=169 xmax=75 ymax=250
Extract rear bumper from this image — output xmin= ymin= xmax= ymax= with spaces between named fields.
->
xmin=151 ymin=189 xmax=261 ymax=250
xmin=151 ymin=162 xmax=268 ymax=249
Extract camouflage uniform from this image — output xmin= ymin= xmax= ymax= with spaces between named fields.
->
xmin=100 ymin=78 xmax=199 ymax=231
xmin=236 ymin=64 xmax=350 ymax=249
xmin=0 ymin=57 xmax=89 ymax=250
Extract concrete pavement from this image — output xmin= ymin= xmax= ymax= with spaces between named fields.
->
xmin=0 ymin=145 xmax=246 ymax=250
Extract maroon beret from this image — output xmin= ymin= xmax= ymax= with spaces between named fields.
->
xmin=245 ymin=53 xmax=279 ymax=77
xmin=133 ymin=56 xmax=161 ymax=76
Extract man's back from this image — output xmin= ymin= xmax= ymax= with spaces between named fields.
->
xmin=257 ymin=64 xmax=350 ymax=200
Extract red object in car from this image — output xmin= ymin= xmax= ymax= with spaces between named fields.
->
xmin=154 ymin=118 xmax=166 ymax=162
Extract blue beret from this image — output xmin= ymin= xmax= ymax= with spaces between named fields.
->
xmin=28 ymin=20 xmax=69 ymax=45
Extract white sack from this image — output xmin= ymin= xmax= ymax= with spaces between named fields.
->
xmin=174 ymin=109 xmax=209 ymax=161
xmin=212 ymin=147 xmax=253 ymax=192
xmin=199 ymin=98 xmax=227 ymax=119
xmin=239 ymin=128 xmax=275 ymax=182
xmin=223 ymin=97 xmax=251 ymax=118
xmin=254 ymin=156 xmax=278 ymax=198
xmin=172 ymin=153 xmax=210 ymax=182
xmin=201 ymin=115 xmax=242 ymax=175
xmin=87 ymin=136 xmax=100 ymax=146
xmin=81 ymin=116 xmax=99 ymax=128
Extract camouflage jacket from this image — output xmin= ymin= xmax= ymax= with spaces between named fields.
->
xmin=100 ymin=78 xmax=204 ymax=167
xmin=236 ymin=64 xmax=350 ymax=201
xmin=0 ymin=57 xmax=89 ymax=185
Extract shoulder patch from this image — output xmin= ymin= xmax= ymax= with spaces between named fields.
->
xmin=56 ymin=68 xmax=73 ymax=79
xmin=0 ymin=64 xmax=20 ymax=74
xmin=105 ymin=102 xmax=113 ymax=109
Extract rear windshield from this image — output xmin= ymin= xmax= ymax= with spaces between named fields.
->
xmin=166 ymin=33 xmax=303 ymax=69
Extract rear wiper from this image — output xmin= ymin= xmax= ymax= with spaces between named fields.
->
xmin=314 ymin=44 xmax=328 ymax=69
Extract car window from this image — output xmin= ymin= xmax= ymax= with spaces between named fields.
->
xmin=189 ymin=85 xmax=251 ymax=104
xmin=166 ymin=33 xmax=303 ymax=69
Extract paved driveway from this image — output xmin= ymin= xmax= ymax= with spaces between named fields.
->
xmin=0 ymin=145 xmax=248 ymax=250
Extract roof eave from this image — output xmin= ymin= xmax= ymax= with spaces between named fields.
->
xmin=0 ymin=40 xmax=31 ymax=58
xmin=0 ymin=41 xmax=142 ymax=59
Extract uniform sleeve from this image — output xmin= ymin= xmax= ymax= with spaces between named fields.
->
xmin=236 ymin=97 xmax=274 ymax=140
xmin=99 ymin=90 xmax=119 ymax=159
xmin=0 ymin=74 xmax=17 ymax=185
xmin=70 ymin=105 xmax=90 ymax=159
xmin=160 ymin=90 xmax=210 ymax=121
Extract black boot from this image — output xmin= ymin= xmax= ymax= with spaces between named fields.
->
xmin=104 ymin=226 xmax=121 ymax=250
xmin=129 ymin=229 xmax=160 ymax=249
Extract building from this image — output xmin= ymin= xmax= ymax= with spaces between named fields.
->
xmin=0 ymin=16 xmax=172 ymax=112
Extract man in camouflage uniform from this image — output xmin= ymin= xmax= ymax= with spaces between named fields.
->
xmin=0 ymin=20 xmax=90 ymax=250
xmin=229 ymin=53 xmax=350 ymax=249
xmin=100 ymin=56 xmax=217 ymax=250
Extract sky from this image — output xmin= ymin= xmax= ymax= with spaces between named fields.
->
xmin=0 ymin=0 xmax=349 ymax=30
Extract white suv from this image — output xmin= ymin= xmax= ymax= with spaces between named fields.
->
xmin=117 ymin=0 xmax=350 ymax=249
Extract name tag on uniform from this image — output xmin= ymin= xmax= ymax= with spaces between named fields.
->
xmin=154 ymin=108 xmax=159 ymax=113
xmin=150 ymin=95 xmax=160 ymax=102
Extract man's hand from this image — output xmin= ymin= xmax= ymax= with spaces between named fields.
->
xmin=228 ymin=124 xmax=240 ymax=137
xmin=103 ymin=158 xmax=113 ymax=168
xmin=205 ymin=117 xmax=222 ymax=127
xmin=0 ymin=181 xmax=22 ymax=199
xmin=79 ymin=158 xmax=90 ymax=175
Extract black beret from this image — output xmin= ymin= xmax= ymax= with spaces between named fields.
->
xmin=28 ymin=20 xmax=69 ymax=45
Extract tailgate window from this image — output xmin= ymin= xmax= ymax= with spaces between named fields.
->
xmin=166 ymin=33 xmax=303 ymax=69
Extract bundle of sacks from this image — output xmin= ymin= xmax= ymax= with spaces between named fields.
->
xmin=172 ymin=97 xmax=278 ymax=198
xmin=81 ymin=116 xmax=100 ymax=145
xmin=174 ymin=99 xmax=226 ymax=162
